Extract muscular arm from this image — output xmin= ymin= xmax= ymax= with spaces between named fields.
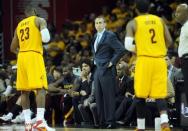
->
xmin=126 ymin=20 xmax=135 ymax=37
xmin=161 ymin=19 xmax=173 ymax=48
xmin=35 ymin=17 xmax=50 ymax=43
xmin=10 ymin=30 xmax=19 ymax=54
xmin=124 ymin=20 xmax=136 ymax=52
xmin=35 ymin=17 xmax=47 ymax=30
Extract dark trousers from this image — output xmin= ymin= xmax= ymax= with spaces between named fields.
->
xmin=124 ymin=98 xmax=137 ymax=123
xmin=181 ymin=58 xmax=188 ymax=103
xmin=0 ymin=101 xmax=7 ymax=115
xmin=94 ymin=67 xmax=116 ymax=125
xmin=115 ymin=97 xmax=137 ymax=124
xmin=72 ymin=97 xmax=83 ymax=124
xmin=90 ymin=103 xmax=99 ymax=126
xmin=45 ymin=94 xmax=63 ymax=126
xmin=78 ymin=104 xmax=93 ymax=123
xmin=115 ymin=97 xmax=132 ymax=120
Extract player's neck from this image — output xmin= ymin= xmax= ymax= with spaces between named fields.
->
xmin=139 ymin=12 xmax=148 ymax=15
xmin=25 ymin=13 xmax=36 ymax=18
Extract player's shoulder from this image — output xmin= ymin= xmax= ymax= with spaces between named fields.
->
xmin=126 ymin=19 xmax=136 ymax=30
xmin=35 ymin=17 xmax=45 ymax=22
xmin=35 ymin=17 xmax=46 ymax=27
xmin=128 ymin=19 xmax=135 ymax=25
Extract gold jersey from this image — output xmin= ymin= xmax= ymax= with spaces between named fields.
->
xmin=16 ymin=16 xmax=43 ymax=54
xmin=135 ymin=14 xmax=167 ymax=57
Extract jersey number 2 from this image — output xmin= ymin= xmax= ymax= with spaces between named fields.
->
xmin=149 ymin=29 xmax=157 ymax=44
xmin=20 ymin=27 xmax=30 ymax=41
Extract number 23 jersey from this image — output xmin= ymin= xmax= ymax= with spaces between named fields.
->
xmin=16 ymin=16 xmax=43 ymax=54
xmin=134 ymin=14 xmax=167 ymax=57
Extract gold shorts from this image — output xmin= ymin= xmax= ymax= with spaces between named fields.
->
xmin=16 ymin=52 xmax=48 ymax=91
xmin=134 ymin=57 xmax=167 ymax=99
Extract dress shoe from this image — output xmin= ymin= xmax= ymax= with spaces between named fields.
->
xmin=93 ymin=124 xmax=99 ymax=129
xmin=116 ymin=119 xmax=131 ymax=126
xmin=106 ymin=124 xmax=116 ymax=129
xmin=116 ymin=120 xmax=125 ymax=125
xmin=81 ymin=122 xmax=93 ymax=128
xmin=99 ymin=124 xmax=106 ymax=129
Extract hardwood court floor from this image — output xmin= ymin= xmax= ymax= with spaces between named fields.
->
xmin=0 ymin=124 xmax=182 ymax=131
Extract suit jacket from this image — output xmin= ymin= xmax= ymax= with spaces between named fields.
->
xmin=91 ymin=30 xmax=125 ymax=69
xmin=74 ymin=77 xmax=91 ymax=104
xmin=115 ymin=75 xmax=134 ymax=103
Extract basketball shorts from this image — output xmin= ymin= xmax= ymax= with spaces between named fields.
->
xmin=134 ymin=57 xmax=167 ymax=99
xmin=16 ymin=52 xmax=48 ymax=91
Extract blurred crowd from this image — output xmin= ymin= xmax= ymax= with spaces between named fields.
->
xmin=0 ymin=0 xmax=187 ymax=129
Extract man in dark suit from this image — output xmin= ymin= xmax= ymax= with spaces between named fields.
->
xmin=115 ymin=62 xmax=135 ymax=122
xmin=91 ymin=16 xmax=126 ymax=128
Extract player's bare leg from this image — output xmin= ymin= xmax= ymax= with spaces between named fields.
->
xmin=32 ymin=89 xmax=55 ymax=131
xmin=21 ymin=91 xmax=32 ymax=131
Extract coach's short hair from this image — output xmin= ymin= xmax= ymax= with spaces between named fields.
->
xmin=95 ymin=15 xmax=106 ymax=23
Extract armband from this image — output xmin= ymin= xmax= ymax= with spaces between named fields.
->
xmin=40 ymin=28 xmax=50 ymax=43
xmin=124 ymin=37 xmax=135 ymax=52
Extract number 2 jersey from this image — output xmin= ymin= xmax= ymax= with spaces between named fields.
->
xmin=16 ymin=16 xmax=43 ymax=54
xmin=134 ymin=14 xmax=167 ymax=57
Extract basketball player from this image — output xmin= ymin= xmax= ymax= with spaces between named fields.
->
xmin=10 ymin=6 xmax=55 ymax=131
xmin=124 ymin=0 xmax=172 ymax=130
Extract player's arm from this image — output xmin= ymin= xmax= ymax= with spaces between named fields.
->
xmin=124 ymin=20 xmax=136 ymax=52
xmin=10 ymin=29 xmax=19 ymax=54
xmin=35 ymin=17 xmax=50 ymax=43
xmin=161 ymin=19 xmax=173 ymax=48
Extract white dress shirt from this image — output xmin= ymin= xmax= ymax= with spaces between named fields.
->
xmin=94 ymin=29 xmax=105 ymax=52
xmin=178 ymin=21 xmax=188 ymax=57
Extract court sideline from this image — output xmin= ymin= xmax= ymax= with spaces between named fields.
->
xmin=0 ymin=124 xmax=182 ymax=131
